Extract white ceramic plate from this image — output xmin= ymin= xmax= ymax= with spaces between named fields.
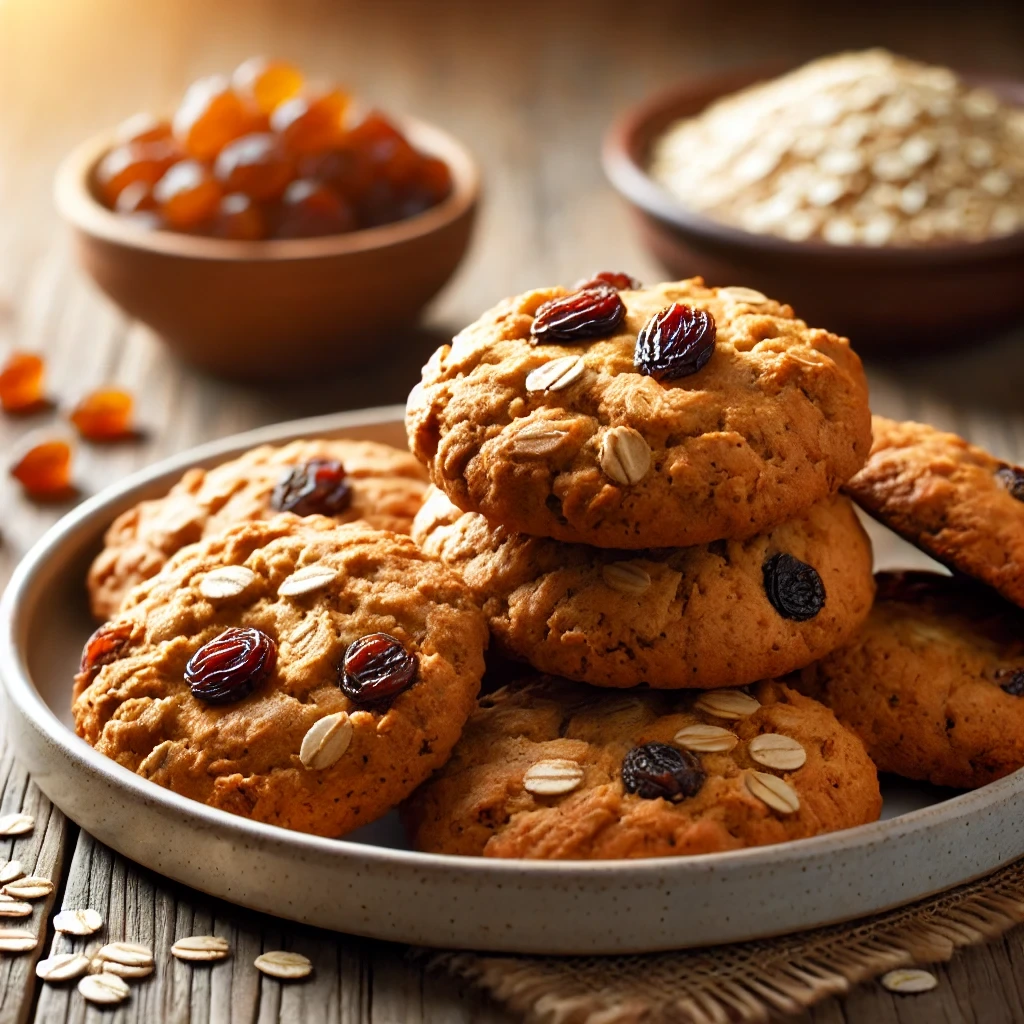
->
xmin=1 ymin=406 xmax=1021 ymax=955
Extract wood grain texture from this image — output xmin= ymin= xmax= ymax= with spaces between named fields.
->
xmin=1 ymin=0 xmax=1024 ymax=1021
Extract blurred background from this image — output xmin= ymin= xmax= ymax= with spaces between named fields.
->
xmin=0 ymin=0 xmax=1023 ymax=573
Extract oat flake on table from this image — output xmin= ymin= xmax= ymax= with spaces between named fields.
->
xmin=650 ymin=49 xmax=1024 ymax=246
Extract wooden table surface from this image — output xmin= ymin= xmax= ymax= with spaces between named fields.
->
xmin=2 ymin=0 xmax=1024 ymax=1020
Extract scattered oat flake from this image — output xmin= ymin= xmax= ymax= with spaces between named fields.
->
xmin=171 ymin=934 xmax=230 ymax=961
xmin=254 ymin=950 xmax=313 ymax=979
xmin=882 ymin=968 xmax=938 ymax=994
xmin=36 ymin=952 xmax=91 ymax=982
xmin=101 ymin=959 xmax=154 ymax=978
xmin=3 ymin=877 xmax=54 ymax=900
xmin=0 ymin=928 xmax=37 ymax=953
xmin=54 ymin=908 xmax=103 ymax=936
xmin=0 ymin=861 xmax=24 ymax=885
xmin=0 ymin=813 xmax=34 ymax=837
xmin=0 ymin=899 xmax=32 ymax=918
xmin=97 ymin=941 xmax=154 ymax=967
xmin=78 ymin=972 xmax=130 ymax=1005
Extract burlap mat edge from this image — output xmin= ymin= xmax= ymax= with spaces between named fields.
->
xmin=423 ymin=856 xmax=1024 ymax=1024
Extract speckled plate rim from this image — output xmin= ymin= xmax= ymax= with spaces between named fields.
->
xmin=2 ymin=405 xmax=1022 ymax=954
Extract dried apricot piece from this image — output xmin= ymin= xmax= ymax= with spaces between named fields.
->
xmin=271 ymin=90 xmax=349 ymax=156
xmin=10 ymin=440 xmax=73 ymax=499
xmin=96 ymin=142 xmax=178 ymax=206
xmin=214 ymin=133 xmax=294 ymax=201
xmin=70 ymin=389 xmax=135 ymax=441
xmin=232 ymin=58 xmax=303 ymax=114
xmin=275 ymin=180 xmax=355 ymax=238
xmin=0 ymin=352 xmax=45 ymax=413
xmin=154 ymin=160 xmax=222 ymax=229
xmin=213 ymin=193 xmax=267 ymax=240
xmin=115 ymin=113 xmax=174 ymax=146
xmin=173 ymin=75 xmax=254 ymax=160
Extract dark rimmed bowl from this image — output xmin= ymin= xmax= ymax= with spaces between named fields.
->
xmin=603 ymin=66 xmax=1024 ymax=351
xmin=55 ymin=117 xmax=479 ymax=383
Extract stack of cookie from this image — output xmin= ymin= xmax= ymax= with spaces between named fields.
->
xmin=800 ymin=416 xmax=1024 ymax=790
xmin=402 ymin=276 xmax=885 ymax=858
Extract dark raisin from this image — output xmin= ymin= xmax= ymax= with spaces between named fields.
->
xmin=763 ymin=553 xmax=826 ymax=621
xmin=1000 ymin=671 xmax=1024 ymax=696
xmin=270 ymin=459 xmax=352 ymax=516
xmin=185 ymin=627 xmax=276 ymax=704
xmin=634 ymin=304 xmax=716 ymax=382
xmin=573 ymin=271 xmax=641 ymax=292
xmin=621 ymin=742 xmax=705 ymax=802
xmin=530 ymin=287 xmax=626 ymax=343
xmin=80 ymin=621 xmax=133 ymax=677
xmin=340 ymin=632 xmax=417 ymax=703
xmin=996 ymin=466 xmax=1024 ymax=502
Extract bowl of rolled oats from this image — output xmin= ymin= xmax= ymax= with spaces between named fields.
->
xmin=604 ymin=50 xmax=1024 ymax=348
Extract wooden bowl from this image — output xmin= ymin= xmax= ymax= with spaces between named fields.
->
xmin=55 ymin=119 xmax=479 ymax=382
xmin=603 ymin=67 xmax=1024 ymax=352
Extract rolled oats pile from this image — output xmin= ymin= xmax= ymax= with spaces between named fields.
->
xmin=650 ymin=49 xmax=1024 ymax=246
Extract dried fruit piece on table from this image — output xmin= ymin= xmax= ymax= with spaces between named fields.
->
xmin=96 ymin=142 xmax=178 ymax=206
xmin=621 ymin=742 xmax=705 ymax=802
xmin=270 ymin=459 xmax=351 ymax=515
xmin=271 ymin=90 xmax=349 ymax=156
xmin=340 ymin=633 xmax=417 ymax=703
xmin=530 ymin=286 xmax=626 ymax=343
xmin=232 ymin=57 xmax=304 ymax=115
xmin=574 ymin=271 xmax=641 ymax=291
xmin=173 ymin=75 xmax=255 ymax=160
xmin=213 ymin=193 xmax=267 ymax=241
xmin=214 ymin=133 xmax=294 ymax=201
xmin=154 ymin=160 xmax=222 ymax=229
xmin=70 ymin=389 xmax=135 ymax=441
xmin=185 ymin=627 xmax=277 ymax=704
xmin=763 ymin=553 xmax=826 ymax=621
xmin=10 ymin=440 xmax=72 ymax=499
xmin=0 ymin=351 xmax=45 ymax=412
xmin=634 ymin=303 xmax=717 ymax=381
xmin=275 ymin=179 xmax=355 ymax=238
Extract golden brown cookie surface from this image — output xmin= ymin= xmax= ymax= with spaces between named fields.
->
xmin=75 ymin=517 xmax=488 ymax=838
xmin=845 ymin=417 xmax=1024 ymax=608
xmin=413 ymin=487 xmax=875 ymax=689
xmin=406 ymin=278 xmax=871 ymax=549
xmin=798 ymin=570 xmax=1024 ymax=789
xmin=87 ymin=439 xmax=428 ymax=620
xmin=403 ymin=676 xmax=880 ymax=859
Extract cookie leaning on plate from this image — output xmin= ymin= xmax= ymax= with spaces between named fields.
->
xmin=413 ymin=487 xmax=875 ymax=689
xmin=844 ymin=417 xmax=1024 ymax=608
xmin=74 ymin=516 xmax=488 ymax=838
xmin=797 ymin=571 xmax=1024 ymax=790
xmin=87 ymin=438 xmax=429 ymax=621
xmin=403 ymin=676 xmax=881 ymax=859
xmin=406 ymin=277 xmax=872 ymax=549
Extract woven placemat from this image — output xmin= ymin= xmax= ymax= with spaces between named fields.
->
xmin=431 ymin=858 xmax=1024 ymax=1024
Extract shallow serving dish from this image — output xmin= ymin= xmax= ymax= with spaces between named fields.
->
xmin=55 ymin=120 xmax=479 ymax=383
xmin=2 ymin=406 xmax=1023 ymax=954
xmin=603 ymin=67 xmax=1024 ymax=351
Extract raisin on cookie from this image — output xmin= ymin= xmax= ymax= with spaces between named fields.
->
xmin=75 ymin=516 xmax=488 ymax=838
xmin=403 ymin=676 xmax=880 ymax=859
xmin=797 ymin=570 xmax=1024 ymax=789
xmin=413 ymin=486 xmax=874 ymax=689
xmin=87 ymin=438 xmax=428 ymax=620
xmin=845 ymin=417 xmax=1024 ymax=609
xmin=406 ymin=278 xmax=871 ymax=549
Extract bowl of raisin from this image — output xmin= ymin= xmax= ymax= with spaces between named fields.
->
xmin=55 ymin=58 xmax=479 ymax=382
